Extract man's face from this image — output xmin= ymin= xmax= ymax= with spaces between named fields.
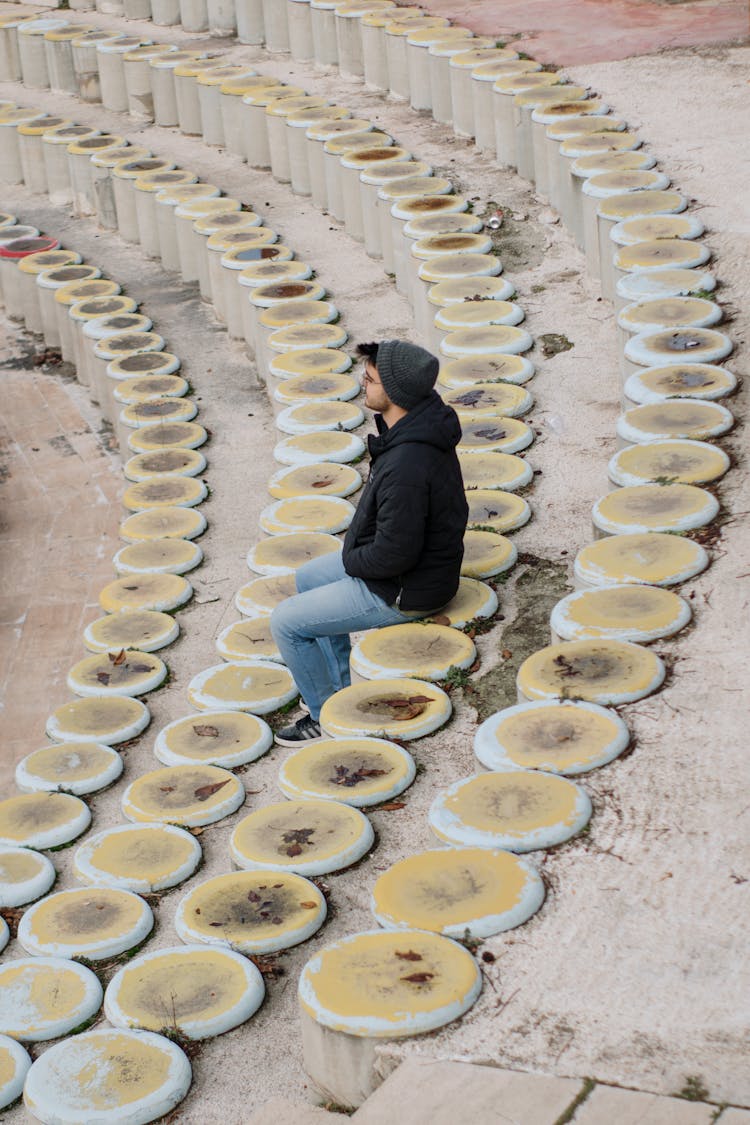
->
xmin=362 ymin=359 xmax=391 ymax=413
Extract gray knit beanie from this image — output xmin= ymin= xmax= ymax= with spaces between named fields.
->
xmin=376 ymin=339 xmax=439 ymax=410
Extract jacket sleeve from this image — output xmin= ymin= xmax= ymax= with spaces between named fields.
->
xmin=343 ymin=477 xmax=429 ymax=581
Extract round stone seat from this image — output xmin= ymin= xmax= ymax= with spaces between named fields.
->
xmin=104 ymin=945 xmax=264 ymax=1039
xmin=616 ymin=268 xmax=715 ymax=308
xmin=46 ymin=696 xmax=150 ymax=745
xmin=0 ymin=1036 xmax=30 ymax=1109
xmin=623 ymin=327 xmax=733 ymax=370
xmin=259 ymin=495 xmax=355 ymax=535
xmin=122 ymin=764 xmax=245 ymax=827
xmin=273 ymin=429 xmax=366 ymax=466
xmin=517 ymin=639 xmax=665 ymax=704
xmin=247 ymin=531 xmax=342 ymax=576
xmin=67 ymin=651 xmax=167 ymax=697
xmin=23 ymin=1029 xmax=190 ymax=1121
xmin=113 ymin=537 xmax=204 ymax=576
xmin=0 ymin=846 xmax=56 ymax=907
xmin=275 ymin=400 xmax=364 ymax=435
xmin=423 ymin=576 xmax=498 ymax=628
xmin=120 ymin=397 xmax=198 ymax=429
xmin=216 ymin=617 xmax=281 ymax=662
xmin=442 ymin=382 xmax=533 ymax=419
xmin=550 ymin=584 xmax=691 ymax=644
xmin=18 ymin=887 xmax=153 ymax=960
xmin=15 ymin=742 xmax=122 ymax=795
xmin=188 ymin=660 xmax=298 ymax=713
xmin=461 ymin=530 xmax=517 ymax=578
xmin=440 ymin=325 xmax=534 ymax=358
xmin=127 ymin=420 xmax=208 ymax=453
xmin=175 ymin=869 xmax=327 ymax=954
xmin=0 ymin=958 xmax=102 ymax=1042
xmin=433 ymin=298 xmax=525 ymax=332
xmin=617 ymin=296 xmax=721 ymax=337
xmin=608 ymin=439 xmax=730 ymax=487
xmin=115 ymin=374 xmax=189 ymax=409
xmin=83 ymin=609 xmax=179 ymax=653
xmin=74 ymin=823 xmax=202 ymax=892
xmin=230 ymin=799 xmax=374 ymax=875
xmin=475 ymin=699 xmax=630 ymax=775
xmin=320 ymin=677 xmax=451 ymax=740
xmin=351 ymin=623 xmax=476 ymax=682
xmin=592 ymin=483 xmax=719 ymax=536
xmin=268 ymin=462 xmax=363 ymax=499
xmin=459 ymin=451 xmax=533 ymax=492
xmin=616 ymin=400 xmax=733 ymax=443
xmin=429 ymin=770 xmax=592 ymax=851
xmin=269 ymin=348 xmax=353 ymax=380
xmin=278 ymin=736 xmax=416 ymax=806
xmin=120 ymin=506 xmax=207 ymax=543
xmin=123 ymin=448 xmax=206 ymax=483
xmin=372 ymin=847 xmax=545 ymax=937
xmin=274 ymin=371 xmax=360 ymax=405
xmin=236 ymin=573 xmax=297 ymax=616
xmin=466 ymin=489 xmax=531 ymax=533
xmin=154 ymin=710 xmax=273 ymax=768
xmin=613 ymin=238 xmax=711 ymax=274
xmin=574 ymin=532 xmax=709 ymax=588
xmin=99 ymin=573 xmax=193 ymax=613
xmin=458 ymin=416 xmax=534 ymax=455
xmin=121 ymin=476 xmax=208 ymax=512
xmin=438 ymin=354 xmax=534 ymax=388
xmin=623 ymin=363 xmax=736 ymax=405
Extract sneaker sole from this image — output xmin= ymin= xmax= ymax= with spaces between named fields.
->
xmin=274 ymin=729 xmax=323 ymax=747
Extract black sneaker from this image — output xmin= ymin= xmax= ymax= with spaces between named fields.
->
xmin=275 ymin=714 xmax=323 ymax=746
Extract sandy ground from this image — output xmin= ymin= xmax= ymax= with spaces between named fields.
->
xmin=0 ymin=6 xmax=748 ymax=1120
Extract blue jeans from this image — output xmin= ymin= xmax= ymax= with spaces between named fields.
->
xmin=269 ymin=552 xmax=413 ymax=721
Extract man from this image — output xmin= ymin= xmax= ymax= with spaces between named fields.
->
xmin=271 ymin=338 xmax=468 ymax=745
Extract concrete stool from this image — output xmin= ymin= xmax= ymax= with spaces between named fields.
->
xmin=239 ymin=259 xmax=314 ymax=352
xmin=385 ymin=16 xmax=449 ymax=102
xmin=37 ymin=263 xmax=100 ymax=346
xmin=299 ymin=929 xmax=480 ymax=1108
xmin=336 ymin=2 xmax=395 ymax=79
xmin=113 ymin=155 xmax=176 ymax=244
xmin=342 ymin=145 xmax=412 ymax=242
xmin=209 ymin=227 xmax=277 ymax=318
xmin=120 ymin=504 xmax=206 ymax=542
xmin=0 ymin=236 xmax=59 ymax=321
xmin=195 ymin=211 xmax=263 ymax=301
xmin=405 ymin=26 xmax=472 ymax=112
xmin=584 ymin=174 xmax=675 ymax=279
xmin=154 ymin=710 xmax=271 ymax=768
xmin=260 ymin=494 xmax=356 ymax=535
xmin=279 ymin=104 xmax=347 ymax=194
xmin=90 ymin=143 xmax=150 ymax=228
xmin=180 ymin=0 xmax=209 ymax=32
xmin=152 ymin=0 xmax=181 ymax=22
xmin=242 ymin=85 xmax=305 ymax=168
xmin=311 ymin=0 xmax=340 ymax=67
xmin=18 ymin=18 xmax=69 ymax=88
xmin=322 ymin=128 xmax=392 ymax=222
xmin=174 ymin=57 xmax=229 ymax=134
xmin=71 ymin=30 xmax=121 ymax=101
xmin=615 ymin=266 xmax=715 ymax=314
xmin=175 ymin=196 xmax=241 ymax=283
xmin=258 ymin=295 xmax=338 ymax=374
xmin=134 ymin=169 xmax=199 ymax=258
xmin=428 ymin=35 xmax=495 ymax=126
xmin=608 ymin=438 xmax=729 ymax=489
xmin=278 ymin=734 xmax=414 ymax=805
xmin=475 ymin=699 xmax=630 ymax=774
xmin=97 ymin=36 xmax=152 ymax=113
xmin=381 ymin=178 xmax=454 ymax=279
xmin=238 ymin=0 xmax=265 ymax=42
xmin=263 ymin=0 xmax=291 ymax=51
xmin=414 ymin=253 xmax=503 ymax=341
xmin=74 ymin=821 xmax=200 ymax=888
xmin=409 ymin=232 xmax=494 ymax=320
xmin=616 ymin=294 xmax=721 ymax=355
xmin=39 ymin=123 xmax=99 ymax=204
xmin=449 ymin=46 xmax=520 ymax=139
xmin=150 ymin=50 xmax=207 ymax=126
xmin=0 ymin=13 xmax=33 ymax=81
xmin=44 ymin=24 xmax=93 ymax=94
xmin=359 ymin=157 xmax=436 ymax=259
xmin=155 ymin=182 xmax=220 ymax=271
xmin=208 ymin=0 xmax=237 ymax=35
xmin=471 ymin=57 xmax=541 ymax=154
xmin=351 ymin=622 xmax=475 ymax=683
xmin=199 ymin=65 xmax=258 ymax=146
xmin=622 ymin=325 xmax=731 ymax=383
xmin=591 ymin=482 xmax=719 ymax=538
xmin=16 ymin=116 xmax=70 ymax=194
xmin=220 ymin=244 xmax=295 ymax=341
xmin=188 ymin=661 xmax=299 ymax=716
xmin=17 ymin=248 xmax=81 ymax=335
xmin=550 ymin=584 xmax=691 ymax=645
xmin=530 ymin=98 xmax=611 ymax=200
xmin=268 ymin=461 xmax=361 ymax=501
xmin=68 ymin=133 xmax=126 ymax=218
xmin=268 ymin=95 xmax=332 ymax=184
xmin=623 ymin=362 xmax=735 ymax=407
xmin=92 ymin=328 xmax=165 ymax=415
xmin=68 ymin=293 xmax=137 ymax=385
xmin=123 ymin=43 xmax=177 ymax=120
xmin=573 ymin=531 xmax=709 ymax=589
xmin=0 ymin=959 xmax=101 ymax=1043
xmin=612 ymin=238 xmax=712 ymax=314
xmin=492 ymin=71 xmax=563 ymax=168
xmin=45 ymin=694 xmax=150 ymax=745
xmin=513 ymin=83 xmax=589 ymax=183
xmin=616 ymin=399 xmax=733 ymax=446
xmin=85 ymin=313 xmax=156 ymax=410
xmin=221 ymin=77 xmax=286 ymax=159
xmin=123 ymin=764 xmax=242 ymax=826
xmin=517 ymin=638 xmax=665 ymax=705
xmin=54 ymin=280 xmax=122 ymax=364
xmin=288 ymin=0 xmax=314 ymax=60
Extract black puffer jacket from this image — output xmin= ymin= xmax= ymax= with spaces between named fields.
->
xmin=342 ymin=391 xmax=468 ymax=612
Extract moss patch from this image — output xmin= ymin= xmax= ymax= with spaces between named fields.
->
xmin=472 ymin=556 xmax=569 ymax=722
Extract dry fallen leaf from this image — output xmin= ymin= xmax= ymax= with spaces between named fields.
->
xmin=193 ymin=724 xmax=220 ymax=738
xmin=96 ymin=671 xmax=110 ymax=685
xmin=400 ymin=972 xmax=434 ymax=984
xmin=194 ymin=779 xmax=230 ymax=801
xmin=377 ymin=800 xmax=406 ymax=811
xmin=110 ymin=649 xmax=127 ymax=666
xmin=299 ymin=901 xmax=317 ymax=909
xmin=395 ymin=950 xmax=423 ymax=961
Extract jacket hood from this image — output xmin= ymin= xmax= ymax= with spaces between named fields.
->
xmin=369 ymin=390 xmax=462 ymax=457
